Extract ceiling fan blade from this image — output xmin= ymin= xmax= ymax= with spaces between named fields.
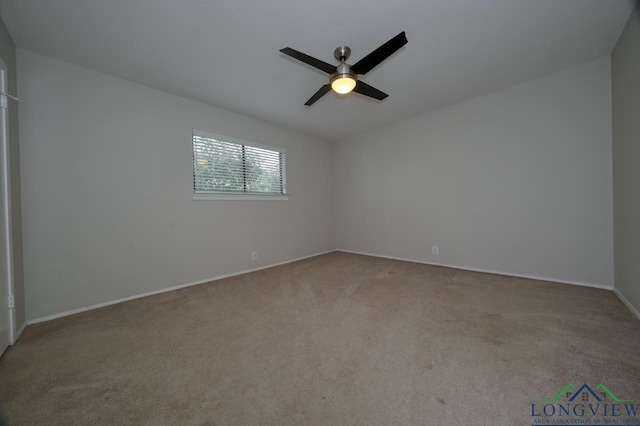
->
xmin=351 ymin=31 xmax=407 ymax=75
xmin=305 ymin=84 xmax=331 ymax=106
xmin=279 ymin=47 xmax=337 ymax=74
xmin=353 ymin=81 xmax=388 ymax=101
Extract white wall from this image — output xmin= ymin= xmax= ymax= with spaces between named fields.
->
xmin=17 ymin=48 xmax=619 ymax=321
xmin=18 ymin=50 xmax=335 ymax=321
xmin=335 ymin=56 xmax=614 ymax=288
xmin=612 ymin=3 xmax=640 ymax=318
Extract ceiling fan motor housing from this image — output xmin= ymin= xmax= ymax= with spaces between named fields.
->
xmin=331 ymin=62 xmax=356 ymax=84
xmin=332 ymin=46 xmax=356 ymax=86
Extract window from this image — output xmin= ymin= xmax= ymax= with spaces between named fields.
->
xmin=192 ymin=129 xmax=287 ymax=200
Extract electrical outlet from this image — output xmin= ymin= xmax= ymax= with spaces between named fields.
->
xmin=251 ymin=251 xmax=258 ymax=260
xmin=432 ymin=246 xmax=439 ymax=255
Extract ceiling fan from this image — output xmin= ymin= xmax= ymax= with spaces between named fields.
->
xmin=279 ymin=31 xmax=408 ymax=106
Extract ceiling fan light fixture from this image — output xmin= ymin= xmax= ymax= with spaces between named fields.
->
xmin=331 ymin=74 xmax=356 ymax=94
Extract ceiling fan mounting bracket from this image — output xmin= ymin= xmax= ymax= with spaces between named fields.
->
xmin=334 ymin=46 xmax=351 ymax=61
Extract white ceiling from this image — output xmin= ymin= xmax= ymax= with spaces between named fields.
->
xmin=1 ymin=0 xmax=634 ymax=141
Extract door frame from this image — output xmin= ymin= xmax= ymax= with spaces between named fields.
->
xmin=0 ymin=56 xmax=15 ymax=346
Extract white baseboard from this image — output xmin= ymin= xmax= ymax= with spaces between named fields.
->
xmin=337 ymin=249 xmax=613 ymax=291
xmin=613 ymin=288 xmax=640 ymax=321
xmin=28 ymin=250 xmax=337 ymax=325
xmin=12 ymin=321 xmax=26 ymax=344
xmin=26 ymin=249 xmax=623 ymax=325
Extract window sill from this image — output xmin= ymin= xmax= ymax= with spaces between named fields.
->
xmin=193 ymin=193 xmax=289 ymax=201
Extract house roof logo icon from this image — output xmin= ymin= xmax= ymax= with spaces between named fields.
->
xmin=540 ymin=383 xmax=635 ymax=403
xmin=570 ymin=384 xmax=602 ymax=402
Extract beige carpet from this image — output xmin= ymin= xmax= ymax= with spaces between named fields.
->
xmin=1 ymin=252 xmax=639 ymax=425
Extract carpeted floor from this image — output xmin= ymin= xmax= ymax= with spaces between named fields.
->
xmin=1 ymin=252 xmax=639 ymax=425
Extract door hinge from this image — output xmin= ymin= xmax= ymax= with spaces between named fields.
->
xmin=8 ymin=295 xmax=14 ymax=309
xmin=0 ymin=93 xmax=18 ymax=108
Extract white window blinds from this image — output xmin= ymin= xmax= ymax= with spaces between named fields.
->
xmin=192 ymin=130 xmax=287 ymax=196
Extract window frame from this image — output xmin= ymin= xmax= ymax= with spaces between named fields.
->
xmin=192 ymin=129 xmax=288 ymax=201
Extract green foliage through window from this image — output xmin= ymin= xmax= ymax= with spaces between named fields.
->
xmin=193 ymin=131 xmax=286 ymax=195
